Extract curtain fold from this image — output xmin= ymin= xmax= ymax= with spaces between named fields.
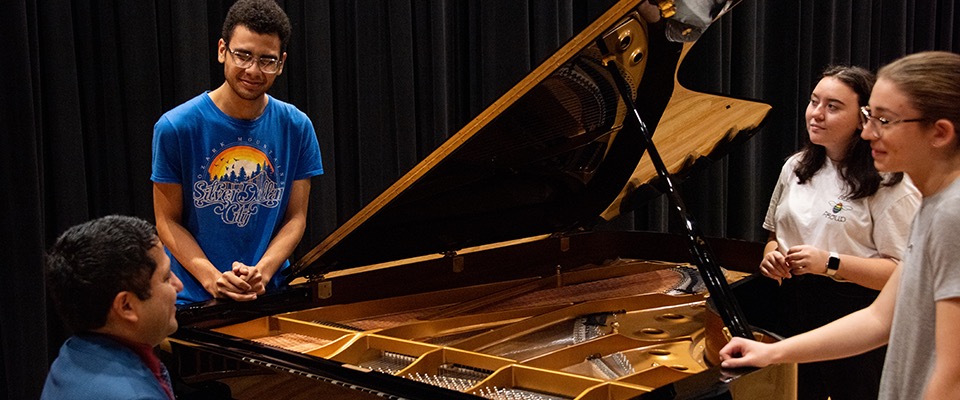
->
xmin=1 ymin=2 xmax=48 ymax=400
xmin=2 ymin=0 xmax=957 ymax=398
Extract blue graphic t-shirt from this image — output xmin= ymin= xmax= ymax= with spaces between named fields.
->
xmin=151 ymin=92 xmax=323 ymax=304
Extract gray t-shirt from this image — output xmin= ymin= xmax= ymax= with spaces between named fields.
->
xmin=880 ymin=178 xmax=960 ymax=399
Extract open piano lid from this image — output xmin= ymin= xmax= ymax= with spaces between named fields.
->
xmin=292 ymin=0 xmax=771 ymax=280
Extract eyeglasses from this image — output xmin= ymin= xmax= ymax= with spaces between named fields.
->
xmin=859 ymin=106 xmax=927 ymax=137
xmin=225 ymin=46 xmax=282 ymax=74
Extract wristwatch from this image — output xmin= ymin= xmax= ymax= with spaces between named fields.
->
xmin=825 ymin=251 xmax=840 ymax=276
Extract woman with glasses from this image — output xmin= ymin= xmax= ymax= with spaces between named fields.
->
xmin=758 ymin=65 xmax=920 ymax=400
xmin=721 ymin=51 xmax=960 ymax=400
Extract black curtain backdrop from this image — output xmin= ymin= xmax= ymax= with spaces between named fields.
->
xmin=2 ymin=0 xmax=957 ymax=398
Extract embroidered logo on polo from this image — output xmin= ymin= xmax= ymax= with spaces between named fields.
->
xmin=193 ymin=139 xmax=284 ymax=227
xmin=824 ymin=200 xmax=852 ymax=222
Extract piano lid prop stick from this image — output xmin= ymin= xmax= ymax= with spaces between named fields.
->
xmin=595 ymin=38 xmax=754 ymax=340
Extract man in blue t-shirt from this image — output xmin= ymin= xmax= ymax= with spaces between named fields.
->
xmin=151 ymin=0 xmax=323 ymax=304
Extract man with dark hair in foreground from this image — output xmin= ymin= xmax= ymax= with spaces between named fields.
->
xmin=42 ymin=215 xmax=182 ymax=400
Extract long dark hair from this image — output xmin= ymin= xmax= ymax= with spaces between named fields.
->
xmin=794 ymin=65 xmax=904 ymax=199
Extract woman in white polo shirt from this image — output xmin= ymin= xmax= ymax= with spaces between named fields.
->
xmin=758 ymin=65 xmax=920 ymax=400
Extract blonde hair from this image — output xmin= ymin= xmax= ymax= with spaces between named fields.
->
xmin=878 ymin=51 xmax=960 ymax=131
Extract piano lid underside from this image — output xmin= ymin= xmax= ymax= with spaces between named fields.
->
xmin=295 ymin=1 xmax=769 ymax=279
xmin=293 ymin=4 xmax=676 ymax=276
xmin=311 ymin=53 xmax=655 ymax=271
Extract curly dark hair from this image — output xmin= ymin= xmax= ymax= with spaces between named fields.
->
xmin=222 ymin=0 xmax=292 ymax=53
xmin=794 ymin=65 xmax=904 ymax=199
xmin=45 ymin=215 xmax=159 ymax=333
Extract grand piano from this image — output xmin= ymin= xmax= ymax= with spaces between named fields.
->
xmin=165 ymin=0 xmax=796 ymax=399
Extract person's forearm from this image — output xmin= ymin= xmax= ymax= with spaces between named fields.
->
xmin=923 ymin=373 xmax=960 ymax=400
xmin=763 ymin=241 xmax=778 ymax=255
xmin=924 ymin=299 xmax=960 ymax=399
xmin=254 ymin=179 xmax=312 ymax=284
xmin=824 ymin=254 xmax=897 ymax=290
xmin=254 ymin=216 xmax=305 ymax=282
xmin=154 ymin=182 xmax=223 ymax=296
xmin=770 ymin=305 xmax=890 ymax=364
xmin=156 ymin=219 xmax=222 ymax=294
xmin=763 ymin=231 xmax=779 ymax=257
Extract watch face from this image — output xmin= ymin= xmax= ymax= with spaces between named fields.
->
xmin=827 ymin=253 xmax=840 ymax=274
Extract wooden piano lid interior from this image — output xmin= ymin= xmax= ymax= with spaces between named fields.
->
xmin=290 ymin=0 xmax=771 ymax=281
